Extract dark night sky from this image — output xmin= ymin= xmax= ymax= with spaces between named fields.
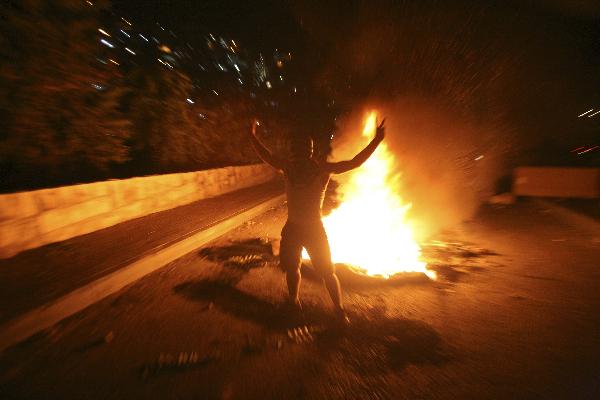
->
xmin=113 ymin=0 xmax=599 ymax=151
xmin=112 ymin=0 xmax=303 ymax=51
xmin=112 ymin=1 xmax=599 ymax=52
xmin=112 ymin=0 xmax=600 ymax=90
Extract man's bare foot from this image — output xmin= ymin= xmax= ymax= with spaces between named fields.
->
xmin=283 ymin=299 xmax=304 ymax=326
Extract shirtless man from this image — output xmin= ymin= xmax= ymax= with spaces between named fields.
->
xmin=250 ymin=118 xmax=385 ymax=323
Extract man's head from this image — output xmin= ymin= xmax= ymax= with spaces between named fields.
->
xmin=290 ymin=135 xmax=314 ymax=160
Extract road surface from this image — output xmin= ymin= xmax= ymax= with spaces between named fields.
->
xmin=0 ymin=200 xmax=599 ymax=399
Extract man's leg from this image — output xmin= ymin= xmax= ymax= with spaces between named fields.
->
xmin=305 ymin=225 xmax=344 ymax=313
xmin=287 ymin=268 xmax=302 ymax=306
xmin=279 ymin=223 xmax=303 ymax=306
xmin=324 ymin=272 xmax=343 ymax=311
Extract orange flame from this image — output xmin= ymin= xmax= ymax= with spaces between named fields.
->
xmin=307 ymin=112 xmax=435 ymax=279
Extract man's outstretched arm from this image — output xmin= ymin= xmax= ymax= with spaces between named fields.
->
xmin=325 ymin=118 xmax=386 ymax=174
xmin=249 ymin=120 xmax=285 ymax=170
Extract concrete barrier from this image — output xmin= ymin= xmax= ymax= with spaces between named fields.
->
xmin=513 ymin=167 xmax=600 ymax=198
xmin=0 ymin=194 xmax=286 ymax=352
xmin=0 ymin=164 xmax=277 ymax=259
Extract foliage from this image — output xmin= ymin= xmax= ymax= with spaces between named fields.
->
xmin=0 ymin=0 xmax=319 ymax=192
xmin=123 ymin=66 xmax=211 ymax=173
xmin=0 ymin=0 xmax=131 ymax=189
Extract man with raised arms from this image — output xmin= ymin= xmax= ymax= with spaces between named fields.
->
xmin=250 ymin=118 xmax=385 ymax=324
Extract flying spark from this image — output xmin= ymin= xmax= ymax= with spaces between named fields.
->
xmin=577 ymin=146 xmax=599 ymax=155
xmin=578 ymin=109 xmax=594 ymax=117
xmin=100 ymin=39 xmax=114 ymax=48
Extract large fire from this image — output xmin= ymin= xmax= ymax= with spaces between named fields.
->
xmin=307 ymin=112 xmax=436 ymax=280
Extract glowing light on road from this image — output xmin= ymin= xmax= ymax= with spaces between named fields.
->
xmin=139 ymin=33 xmax=149 ymax=42
xmin=121 ymin=17 xmax=132 ymax=26
xmin=120 ymin=29 xmax=130 ymax=38
xmin=475 ymin=155 xmax=484 ymax=161
xmin=578 ymin=109 xmax=593 ymax=117
xmin=125 ymin=47 xmax=136 ymax=55
xmin=98 ymin=28 xmax=110 ymax=37
xmin=186 ymin=98 xmax=194 ymax=104
xmin=304 ymin=112 xmax=434 ymax=279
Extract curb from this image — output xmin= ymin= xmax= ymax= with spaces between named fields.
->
xmin=0 ymin=194 xmax=285 ymax=353
xmin=533 ymin=198 xmax=600 ymax=234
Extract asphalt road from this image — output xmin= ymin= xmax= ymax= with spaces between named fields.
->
xmin=0 ymin=200 xmax=599 ymax=400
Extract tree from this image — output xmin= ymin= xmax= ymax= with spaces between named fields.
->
xmin=123 ymin=65 xmax=218 ymax=172
xmin=0 ymin=0 xmax=131 ymax=190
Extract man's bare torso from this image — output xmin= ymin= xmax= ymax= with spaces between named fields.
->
xmin=284 ymin=159 xmax=330 ymax=224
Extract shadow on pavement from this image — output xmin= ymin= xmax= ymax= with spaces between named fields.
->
xmin=174 ymin=276 xmax=451 ymax=376
xmin=174 ymin=278 xmax=290 ymax=329
xmin=186 ymin=237 xmax=451 ymax=374
xmin=313 ymin=304 xmax=452 ymax=376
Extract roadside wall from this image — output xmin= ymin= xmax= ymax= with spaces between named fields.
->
xmin=513 ymin=167 xmax=600 ymax=198
xmin=0 ymin=164 xmax=277 ymax=259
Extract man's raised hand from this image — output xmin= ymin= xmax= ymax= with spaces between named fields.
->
xmin=251 ymin=119 xmax=261 ymax=136
xmin=375 ymin=117 xmax=386 ymax=141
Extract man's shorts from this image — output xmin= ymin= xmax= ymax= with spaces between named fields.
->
xmin=279 ymin=220 xmax=334 ymax=275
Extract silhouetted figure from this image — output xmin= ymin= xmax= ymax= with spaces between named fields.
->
xmin=250 ymin=119 xmax=385 ymax=324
